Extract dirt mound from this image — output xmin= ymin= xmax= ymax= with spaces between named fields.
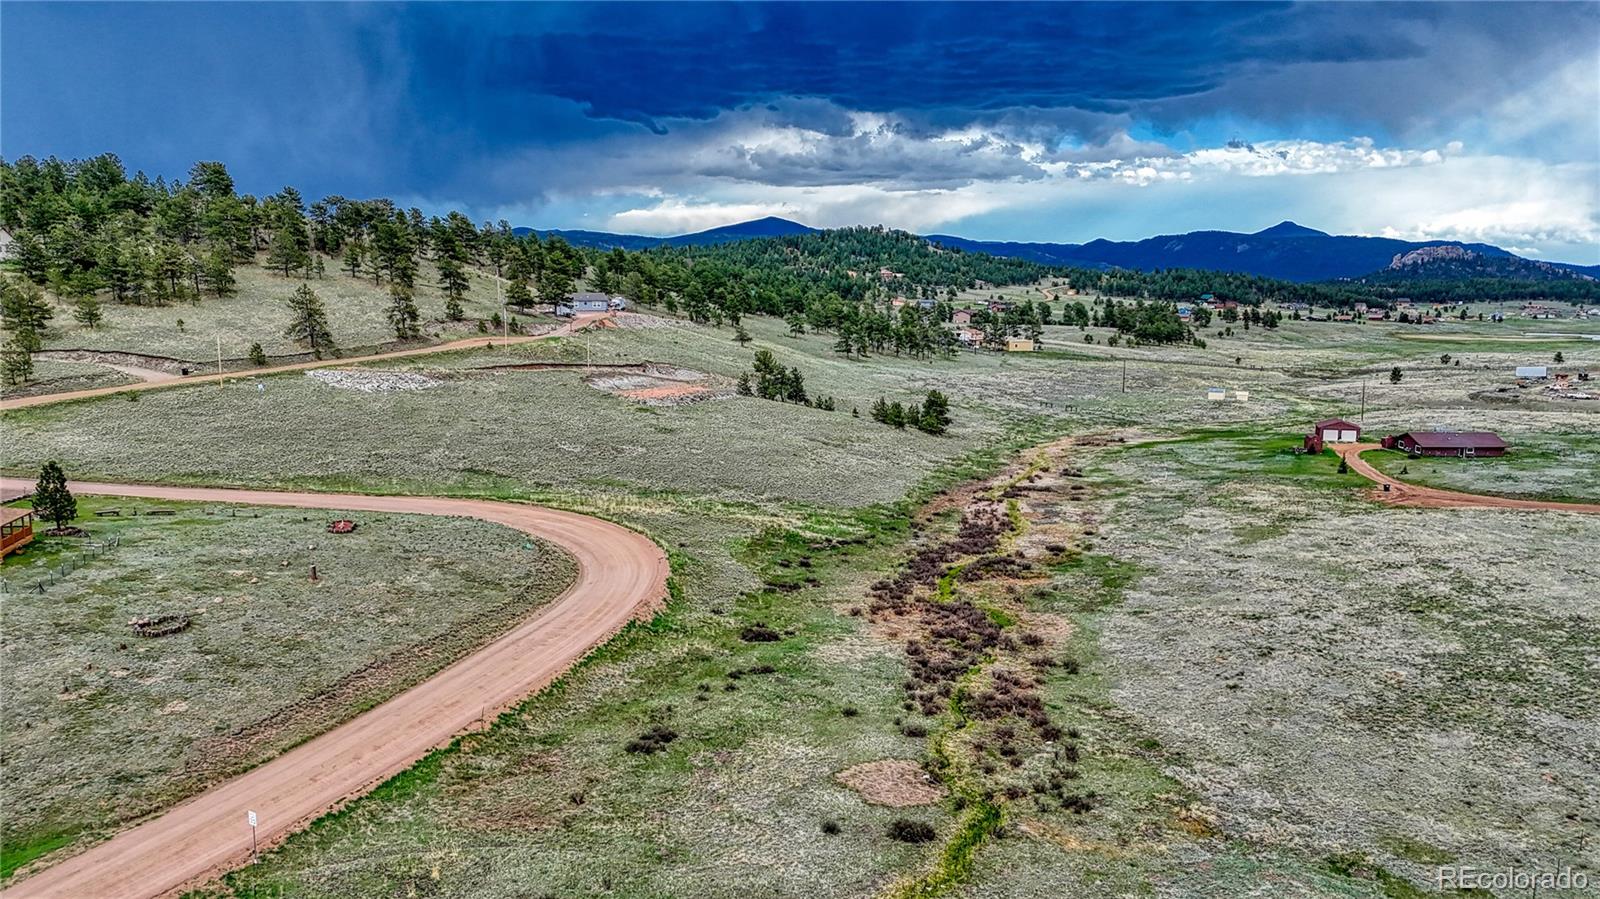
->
xmin=835 ymin=759 xmax=945 ymax=806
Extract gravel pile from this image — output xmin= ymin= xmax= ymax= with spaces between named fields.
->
xmin=306 ymin=369 xmax=443 ymax=393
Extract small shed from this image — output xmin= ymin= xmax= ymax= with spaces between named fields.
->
xmin=1385 ymin=430 xmax=1508 ymax=457
xmin=2 ymin=508 xmax=35 ymax=558
xmin=1314 ymin=418 xmax=1361 ymax=444
xmin=1005 ymin=337 xmax=1035 ymax=353
xmin=1206 ymin=387 xmax=1227 ymax=402
xmin=1515 ymin=366 xmax=1548 ymax=380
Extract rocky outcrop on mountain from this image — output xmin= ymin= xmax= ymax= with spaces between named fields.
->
xmin=1389 ymin=245 xmax=1476 ymax=269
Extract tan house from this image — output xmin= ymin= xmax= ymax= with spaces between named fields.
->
xmin=951 ymin=309 xmax=974 ymax=325
xmin=1005 ymin=337 xmax=1035 ymax=352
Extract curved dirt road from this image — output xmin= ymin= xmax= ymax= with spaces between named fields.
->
xmin=0 ymin=314 xmax=610 ymax=412
xmin=1333 ymin=444 xmax=1600 ymax=513
xmin=0 ymin=479 xmax=669 ymax=899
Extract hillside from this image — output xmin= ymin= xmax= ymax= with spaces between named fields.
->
xmin=926 ymin=222 xmax=1526 ymax=282
xmin=516 ymin=216 xmax=818 ymax=250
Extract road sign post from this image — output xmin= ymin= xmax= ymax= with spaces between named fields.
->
xmin=247 ymin=810 xmax=257 ymax=859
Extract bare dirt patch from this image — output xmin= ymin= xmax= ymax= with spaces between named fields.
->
xmin=835 ymin=759 xmax=946 ymax=807
xmin=584 ymin=364 xmax=732 ymax=406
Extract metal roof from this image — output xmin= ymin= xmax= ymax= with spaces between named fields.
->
xmin=1396 ymin=430 xmax=1507 ymax=449
xmin=1315 ymin=418 xmax=1360 ymax=430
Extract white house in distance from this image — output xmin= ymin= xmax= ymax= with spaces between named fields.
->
xmin=1314 ymin=417 xmax=1361 ymax=443
xmin=556 ymin=292 xmax=626 ymax=316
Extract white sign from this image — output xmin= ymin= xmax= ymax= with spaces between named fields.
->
xmin=247 ymin=810 xmax=257 ymax=827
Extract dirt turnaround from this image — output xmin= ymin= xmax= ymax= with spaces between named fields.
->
xmin=0 ymin=478 xmax=670 ymax=899
xmin=1334 ymin=443 xmax=1600 ymax=514
xmin=0 ymin=314 xmax=612 ymax=412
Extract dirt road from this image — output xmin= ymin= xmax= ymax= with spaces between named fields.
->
xmin=1333 ymin=443 xmax=1600 ymax=513
xmin=0 ymin=314 xmax=610 ymax=412
xmin=0 ymin=479 xmax=669 ymax=899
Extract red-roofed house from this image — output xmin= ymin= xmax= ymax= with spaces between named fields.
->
xmin=1383 ymin=431 xmax=1508 ymax=457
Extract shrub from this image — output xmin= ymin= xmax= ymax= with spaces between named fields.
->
xmin=841 ymin=705 xmax=859 ymax=717
xmin=821 ymin=819 xmax=841 ymax=835
xmin=901 ymin=722 xmax=928 ymax=738
xmin=887 ymin=818 xmax=937 ymax=843
xmin=739 ymin=623 xmax=781 ymax=642
xmin=624 ymin=725 xmax=678 ymax=754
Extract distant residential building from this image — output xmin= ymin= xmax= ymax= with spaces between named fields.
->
xmin=955 ymin=327 xmax=985 ymax=347
xmin=1515 ymin=366 xmax=1549 ymax=379
xmin=1383 ymin=430 xmax=1508 ymax=457
xmin=951 ymin=309 xmax=975 ymax=325
xmin=557 ymin=292 xmax=618 ymax=316
xmin=1004 ymin=337 xmax=1035 ymax=352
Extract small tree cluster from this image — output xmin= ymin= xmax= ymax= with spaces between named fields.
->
xmin=869 ymin=390 xmax=952 ymax=434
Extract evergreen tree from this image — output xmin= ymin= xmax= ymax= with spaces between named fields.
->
xmin=1389 ymin=366 xmax=1403 ymax=384
xmin=248 ymin=342 xmax=268 ymax=366
xmin=733 ymin=322 xmax=753 ymax=346
xmin=537 ymin=267 xmax=576 ymax=315
xmin=72 ymin=294 xmax=103 ymax=329
xmin=437 ymin=256 xmax=469 ymax=320
xmin=870 ymin=397 xmax=890 ymax=423
xmin=918 ymin=390 xmax=951 ymax=434
xmin=0 ymin=280 xmax=53 ymax=351
xmin=343 ymin=241 xmax=365 ymax=279
xmin=388 ymin=284 xmax=422 ymax=339
xmin=284 ymin=283 xmax=334 ymax=358
xmin=784 ymin=366 xmax=807 ymax=404
xmin=1 ymin=338 xmax=32 ymax=385
xmin=786 ymin=312 xmax=806 ymax=337
xmin=886 ymin=401 xmax=906 ymax=429
xmin=201 ymin=248 xmax=236 ymax=296
xmin=33 ymin=461 xmax=77 ymax=528
xmin=265 ymin=224 xmax=308 ymax=276
xmin=736 ymin=372 xmax=753 ymax=395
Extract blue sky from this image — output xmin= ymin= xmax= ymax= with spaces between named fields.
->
xmin=3 ymin=2 xmax=1597 ymax=262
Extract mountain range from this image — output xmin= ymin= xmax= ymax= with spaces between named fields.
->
xmin=516 ymin=217 xmax=1598 ymax=283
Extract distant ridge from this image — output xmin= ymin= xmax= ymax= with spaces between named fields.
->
xmin=513 ymin=216 xmax=817 ymax=250
xmin=513 ymin=216 xmax=1598 ymax=282
xmin=925 ymin=223 xmax=1520 ymax=282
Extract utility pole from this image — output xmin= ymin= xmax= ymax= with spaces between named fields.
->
xmin=216 ymin=335 xmax=223 ymax=388
xmin=1121 ymin=359 xmax=1127 ymax=393
xmin=1360 ymin=380 xmax=1367 ymax=427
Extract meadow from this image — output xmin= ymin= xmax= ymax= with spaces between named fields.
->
xmin=0 ymin=497 xmax=575 ymax=878
xmin=2 ymin=300 xmax=1596 ymax=897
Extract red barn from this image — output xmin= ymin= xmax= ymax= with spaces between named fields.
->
xmin=1385 ymin=431 xmax=1508 ymax=457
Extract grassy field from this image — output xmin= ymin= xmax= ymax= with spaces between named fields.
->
xmin=3 ymin=298 xmax=1597 ymax=896
xmin=22 ymin=257 xmax=552 ymax=364
xmin=0 ymin=496 xmax=576 ymax=878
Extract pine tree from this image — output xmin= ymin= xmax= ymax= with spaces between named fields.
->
xmin=343 ymin=241 xmax=365 ymax=279
xmin=918 ymin=389 xmax=951 ymax=435
xmin=0 ymin=280 xmax=53 ymax=351
xmin=388 ymin=285 xmax=422 ymax=339
xmin=248 ymin=342 xmax=268 ymax=366
xmin=201 ymin=248 xmax=236 ymax=297
xmin=736 ymin=372 xmax=753 ymax=395
xmin=784 ymin=366 xmax=807 ymax=404
xmin=870 ymin=397 xmax=889 ymax=423
xmin=284 ymin=283 xmax=334 ymax=358
xmin=1389 ymin=366 xmax=1403 ymax=384
xmin=73 ymin=294 xmax=103 ymax=329
xmin=266 ymin=225 xmax=308 ymax=276
xmin=786 ymin=312 xmax=806 ymax=337
xmin=733 ymin=322 xmax=752 ymax=346
xmin=33 ymin=461 xmax=76 ymax=528
xmin=437 ymin=256 xmax=469 ymax=320
xmin=1 ymin=339 xmax=32 ymax=386
xmin=886 ymin=401 xmax=906 ymax=429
